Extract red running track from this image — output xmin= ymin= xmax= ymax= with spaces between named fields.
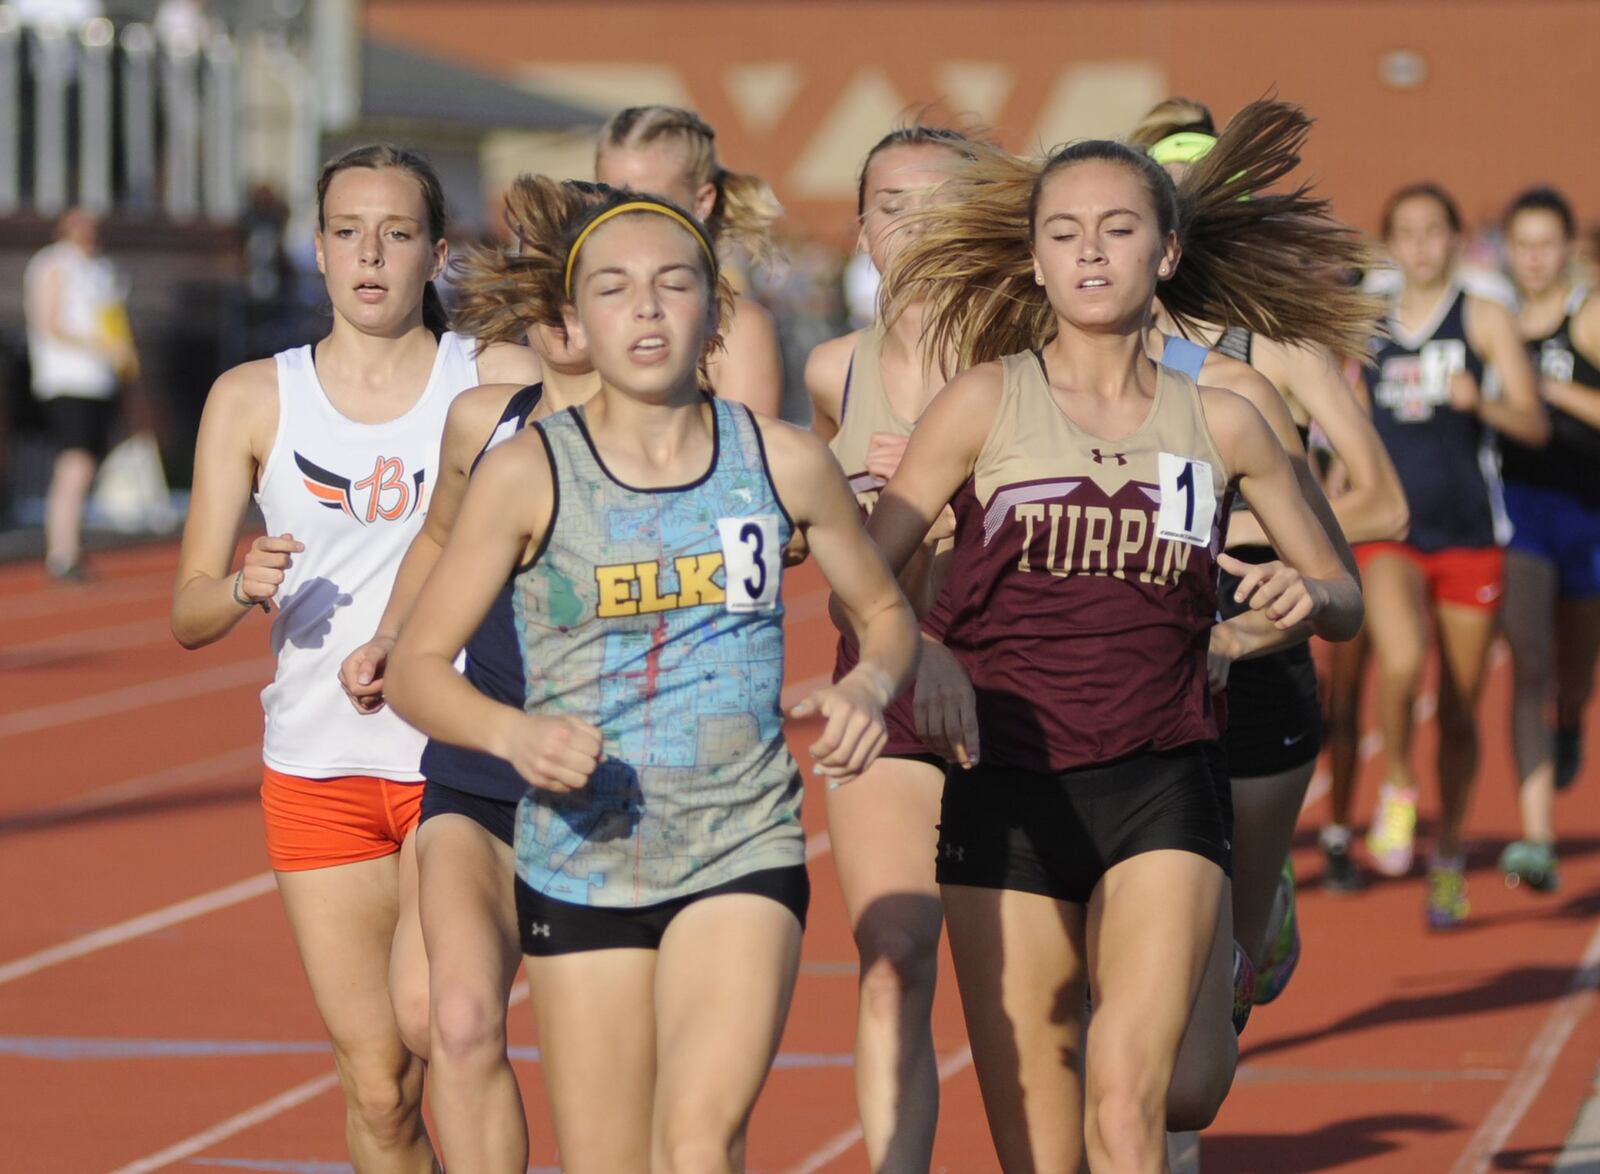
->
xmin=1 ymin=543 xmax=1597 ymax=1172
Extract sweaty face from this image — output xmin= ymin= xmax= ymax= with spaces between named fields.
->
xmin=1031 ymin=159 xmax=1177 ymax=332
xmin=563 ymin=214 xmax=716 ymax=401
xmin=859 ymin=142 xmax=964 ymax=273
xmin=596 ymin=140 xmax=714 ymax=223
xmin=316 ymin=167 xmax=444 ymax=334
xmin=1505 ymin=208 xmax=1571 ymax=300
xmin=1386 ymin=195 xmax=1457 ymax=289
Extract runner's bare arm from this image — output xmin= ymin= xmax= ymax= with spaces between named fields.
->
xmin=171 ymin=360 xmax=287 ymax=649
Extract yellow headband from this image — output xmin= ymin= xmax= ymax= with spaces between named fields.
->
xmin=1148 ymin=131 xmax=1218 ymax=167
xmin=563 ymin=202 xmax=716 ymax=297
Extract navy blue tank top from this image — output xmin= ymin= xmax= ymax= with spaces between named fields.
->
xmin=1364 ymin=288 xmax=1504 ymax=552
xmin=420 ymin=383 xmax=545 ymax=801
xmin=1500 ymin=289 xmax=1600 ymax=509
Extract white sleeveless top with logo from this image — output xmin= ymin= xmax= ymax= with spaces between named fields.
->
xmin=254 ymin=330 xmax=479 ymax=780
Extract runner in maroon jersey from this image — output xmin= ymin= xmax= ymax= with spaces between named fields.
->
xmin=853 ymin=100 xmax=1368 ymax=1170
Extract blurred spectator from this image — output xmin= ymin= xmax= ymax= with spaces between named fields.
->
xmin=23 ymin=208 xmax=134 ymax=579
xmin=154 ymin=0 xmax=213 ymax=50
xmin=13 ymin=0 xmax=102 ymax=28
xmin=843 ymin=250 xmax=880 ymax=330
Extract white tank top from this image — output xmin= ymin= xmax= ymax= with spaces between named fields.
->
xmin=254 ymin=330 xmax=479 ymax=781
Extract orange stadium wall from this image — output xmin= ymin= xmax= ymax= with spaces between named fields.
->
xmin=365 ymin=0 xmax=1600 ymax=246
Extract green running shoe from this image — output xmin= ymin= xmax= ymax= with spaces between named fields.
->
xmin=1499 ymin=840 xmax=1559 ymax=893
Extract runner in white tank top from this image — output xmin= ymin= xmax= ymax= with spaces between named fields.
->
xmin=170 ymin=145 xmax=541 ymax=1173
xmin=256 ymin=329 xmax=477 ymax=779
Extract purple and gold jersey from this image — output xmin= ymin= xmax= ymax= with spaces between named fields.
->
xmin=943 ymin=352 xmax=1233 ymax=772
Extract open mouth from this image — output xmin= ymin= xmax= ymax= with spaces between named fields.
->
xmin=630 ymin=334 xmax=670 ymax=361
xmin=354 ymin=281 xmax=388 ymax=301
xmin=1078 ymin=277 xmax=1111 ymax=290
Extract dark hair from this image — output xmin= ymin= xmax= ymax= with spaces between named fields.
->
xmin=317 ymin=143 xmax=451 ymax=334
xmin=1127 ymin=97 xmax=1217 ymax=150
xmin=883 ymin=98 xmax=1378 ymax=369
xmin=1504 ymin=184 xmax=1576 ymax=239
xmin=855 ymin=124 xmax=977 ymax=216
xmin=597 ymin=105 xmax=783 ymax=264
xmin=456 ymin=176 xmax=732 ymax=385
xmin=1380 ymin=182 xmax=1462 ymax=239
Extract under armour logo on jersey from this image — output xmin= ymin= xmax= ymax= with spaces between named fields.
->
xmin=296 ymin=452 xmax=426 ymax=525
xmin=527 ymin=922 xmax=551 ymax=938
xmin=1091 ymin=449 xmax=1128 ymax=466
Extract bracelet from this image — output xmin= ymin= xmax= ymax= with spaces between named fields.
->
xmin=231 ymin=569 xmax=252 ymax=608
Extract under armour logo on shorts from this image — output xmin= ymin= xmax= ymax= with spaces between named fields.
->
xmin=528 ymin=922 xmax=551 ymax=938
xmin=941 ymin=843 xmax=966 ymax=863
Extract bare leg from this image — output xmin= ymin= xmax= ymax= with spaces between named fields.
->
xmin=1433 ymin=602 xmax=1500 ymax=860
xmin=825 ymin=756 xmax=944 ymax=1172
xmin=1503 ymin=551 xmax=1558 ymax=841
xmin=43 ymin=447 xmax=96 ymax=573
xmin=275 ymin=854 xmax=436 ymax=1173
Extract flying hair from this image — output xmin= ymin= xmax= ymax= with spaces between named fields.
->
xmin=882 ymin=98 xmax=1379 ymax=371
xmin=1127 ymin=97 xmax=1217 ymax=150
xmin=452 ymin=175 xmax=733 ymax=383
xmin=598 ymin=105 xmax=784 ymax=264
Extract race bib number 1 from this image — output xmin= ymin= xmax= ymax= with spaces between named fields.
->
xmin=1156 ymin=453 xmax=1217 ymax=547
xmin=717 ymin=515 xmax=781 ymax=612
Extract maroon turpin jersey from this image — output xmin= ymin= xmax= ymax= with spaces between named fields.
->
xmin=941 ymin=351 xmax=1235 ymax=772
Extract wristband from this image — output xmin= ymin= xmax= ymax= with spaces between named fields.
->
xmin=233 ymin=570 xmax=269 ymax=613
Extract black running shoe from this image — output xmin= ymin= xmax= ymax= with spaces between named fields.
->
xmin=1321 ymin=835 xmax=1364 ymax=893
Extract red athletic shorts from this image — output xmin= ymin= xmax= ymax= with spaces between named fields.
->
xmin=1354 ymin=542 xmax=1505 ymax=611
xmin=260 ymin=766 xmax=424 ymax=872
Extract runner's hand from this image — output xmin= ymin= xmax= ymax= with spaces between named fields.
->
xmin=239 ymin=533 xmax=303 ymax=606
xmin=339 ymin=636 xmax=395 ymax=714
xmin=865 ymin=431 xmax=910 ymax=483
xmin=792 ymin=673 xmax=889 ymax=786
xmin=1217 ymin=552 xmax=1327 ymax=630
xmin=498 ymin=714 xmax=604 ymax=793
xmin=914 ymin=638 xmax=979 ymax=768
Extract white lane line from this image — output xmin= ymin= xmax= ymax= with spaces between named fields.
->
xmin=1554 ymin=1064 xmax=1600 ymax=1171
xmin=0 ymin=657 xmax=271 ymax=739
xmin=806 ymin=831 xmax=832 ymax=862
xmin=104 ymin=1069 xmax=343 ymax=1174
xmin=0 ymin=617 xmax=176 ymax=669
xmin=0 ymin=745 xmax=259 ymax=828
xmin=0 ymin=570 xmax=176 ymax=621
xmin=0 ymin=872 xmax=276 ymax=987
xmin=779 ymin=1045 xmax=972 ymax=1174
xmin=1450 ymin=917 xmax=1600 ymax=1174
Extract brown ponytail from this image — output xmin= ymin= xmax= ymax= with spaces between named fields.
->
xmin=450 ymin=177 xmax=612 ymax=348
xmin=597 ymin=105 xmax=783 ymax=264
xmin=1127 ymin=97 xmax=1217 ymax=150
xmin=884 ymin=98 xmax=1377 ymax=371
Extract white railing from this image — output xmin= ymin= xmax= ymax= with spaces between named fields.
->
xmin=0 ymin=5 xmax=244 ymax=221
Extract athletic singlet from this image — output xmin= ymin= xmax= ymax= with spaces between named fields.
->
xmin=1363 ymin=286 xmax=1506 ymax=552
xmin=942 ymin=351 xmax=1232 ymax=772
xmin=255 ymin=330 xmax=479 ymax=780
xmin=513 ymin=398 xmax=804 ymax=907
xmin=827 ymin=323 xmax=951 ymax=701
xmin=1501 ymin=287 xmax=1600 ymax=509
xmin=828 ymin=324 xmax=912 ymax=512
xmin=419 ymin=383 xmax=546 ymax=802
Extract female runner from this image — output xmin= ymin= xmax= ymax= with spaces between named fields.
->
xmin=595 ymin=104 xmax=784 ymax=416
xmin=1498 ymin=185 xmax=1600 ymax=891
xmin=336 ymin=177 xmax=605 ymax=1171
xmin=1130 ymin=97 xmax=1407 ymax=997
xmin=170 ymin=144 xmax=540 ymax=1171
xmin=805 ymin=123 xmax=975 ymax=1171
xmin=867 ymin=100 xmax=1366 ymax=1171
xmin=1360 ymin=182 xmax=1546 ymax=926
xmin=384 ymin=188 xmax=920 ymax=1174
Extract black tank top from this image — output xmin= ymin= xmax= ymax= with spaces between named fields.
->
xmin=1363 ymin=287 xmax=1502 ymax=552
xmin=1499 ymin=289 xmax=1600 ymax=508
xmin=421 ymin=383 xmax=545 ymax=801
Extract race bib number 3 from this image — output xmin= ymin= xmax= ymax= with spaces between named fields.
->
xmin=1156 ymin=453 xmax=1217 ymax=547
xmin=717 ymin=515 xmax=781 ymax=612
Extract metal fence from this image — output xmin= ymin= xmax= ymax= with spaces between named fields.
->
xmin=0 ymin=7 xmax=243 ymax=222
